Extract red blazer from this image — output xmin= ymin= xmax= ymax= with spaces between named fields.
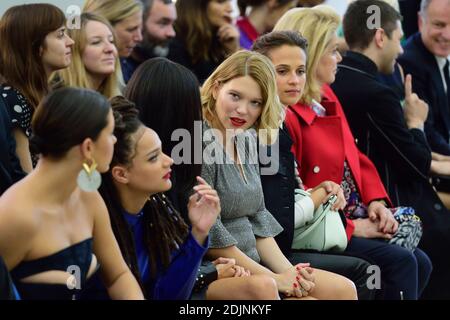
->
xmin=285 ymin=84 xmax=391 ymax=240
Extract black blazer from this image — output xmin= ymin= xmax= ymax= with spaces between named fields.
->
xmin=332 ymin=51 xmax=432 ymax=189
xmin=333 ymin=51 xmax=450 ymax=299
xmin=0 ymin=95 xmax=25 ymax=195
xmin=260 ymin=125 xmax=296 ymax=257
xmin=398 ymin=33 xmax=450 ymax=155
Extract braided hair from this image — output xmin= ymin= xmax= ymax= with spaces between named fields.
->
xmin=99 ymin=96 xmax=189 ymax=296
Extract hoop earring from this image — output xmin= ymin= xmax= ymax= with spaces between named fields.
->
xmin=77 ymin=159 xmax=101 ymax=192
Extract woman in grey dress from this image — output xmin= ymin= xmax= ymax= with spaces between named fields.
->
xmin=200 ymin=50 xmax=357 ymax=299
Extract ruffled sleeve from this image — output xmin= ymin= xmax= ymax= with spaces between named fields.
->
xmin=250 ymin=209 xmax=284 ymax=238
xmin=207 ymin=214 xmax=239 ymax=248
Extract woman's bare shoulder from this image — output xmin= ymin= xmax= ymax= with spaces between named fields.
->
xmin=78 ymin=189 xmax=109 ymax=219
xmin=0 ymin=183 xmax=40 ymax=262
xmin=0 ymin=181 xmax=38 ymax=227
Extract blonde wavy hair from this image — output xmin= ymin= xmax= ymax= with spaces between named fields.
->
xmin=274 ymin=5 xmax=340 ymax=105
xmin=55 ymin=13 xmax=121 ymax=98
xmin=201 ymin=50 xmax=283 ymax=145
xmin=83 ymin=0 xmax=142 ymax=26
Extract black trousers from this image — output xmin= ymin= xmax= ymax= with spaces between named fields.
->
xmin=345 ymin=237 xmax=432 ymax=300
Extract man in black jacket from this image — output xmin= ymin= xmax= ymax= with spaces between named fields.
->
xmin=398 ymin=0 xmax=450 ymax=156
xmin=332 ymin=0 xmax=450 ymax=299
xmin=0 ymin=93 xmax=25 ymax=195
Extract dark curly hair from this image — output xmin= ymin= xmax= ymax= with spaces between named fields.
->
xmin=99 ymin=96 xmax=189 ymax=296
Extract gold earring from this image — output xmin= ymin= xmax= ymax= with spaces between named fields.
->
xmin=77 ymin=158 xmax=101 ymax=192
xmin=82 ymin=159 xmax=98 ymax=176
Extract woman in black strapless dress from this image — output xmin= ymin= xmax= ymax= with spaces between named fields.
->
xmin=0 ymin=87 xmax=144 ymax=300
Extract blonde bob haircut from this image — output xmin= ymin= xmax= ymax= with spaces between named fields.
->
xmin=83 ymin=0 xmax=142 ymax=25
xmin=274 ymin=5 xmax=340 ymax=105
xmin=201 ymin=50 xmax=283 ymax=145
xmin=55 ymin=13 xmax=121 ymax=98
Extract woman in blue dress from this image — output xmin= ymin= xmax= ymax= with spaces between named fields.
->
xmin=89 ymin=96 xmax=221 ymax=299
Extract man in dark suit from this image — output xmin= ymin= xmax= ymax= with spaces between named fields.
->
xmin=332 ymin=0 xmax=450 ymax=299
xmin=398 ymin=0 xmax=450 ymax=155
xmin=0 ymin=93 xmax=25 ymax=195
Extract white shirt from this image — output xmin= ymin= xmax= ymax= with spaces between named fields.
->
xmin=435 ymin=56 xmax=450 ymax=93
xmin=294 ymin=189 xmax=315 ymax=228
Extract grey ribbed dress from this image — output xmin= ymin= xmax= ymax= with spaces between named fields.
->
xmin=201 ymin=122 xmax=283 ymax=263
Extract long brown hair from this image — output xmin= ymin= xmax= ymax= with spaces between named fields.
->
xmin=0 ymin=4 xmax=66 ymax=108
xmin=174 ymin=0 xmax=226 ymax=64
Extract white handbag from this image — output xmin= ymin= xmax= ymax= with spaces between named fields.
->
xmin=292 ymin=190 xmax=348 ymax=252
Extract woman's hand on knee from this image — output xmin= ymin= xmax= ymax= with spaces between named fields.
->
xmin=275 ymin=264 xmax=315 ymax=298
xmin=297 ymin=265 xmax=316 ymax=294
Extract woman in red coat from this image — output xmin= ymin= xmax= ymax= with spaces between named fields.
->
xmin=286 ymin=84 xmax=390 ymax=239
xmin=274 ymin=5 xmax=432 ymax=300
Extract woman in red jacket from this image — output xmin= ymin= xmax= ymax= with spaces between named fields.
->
xmin=274 ymin=5 xmax=432 ymax=300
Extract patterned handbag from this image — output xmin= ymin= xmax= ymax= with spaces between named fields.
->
xmin=342 ymin=160 xmax=422 ymax=251
xmin=388 ymin=207 xmax=423 ymax=251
